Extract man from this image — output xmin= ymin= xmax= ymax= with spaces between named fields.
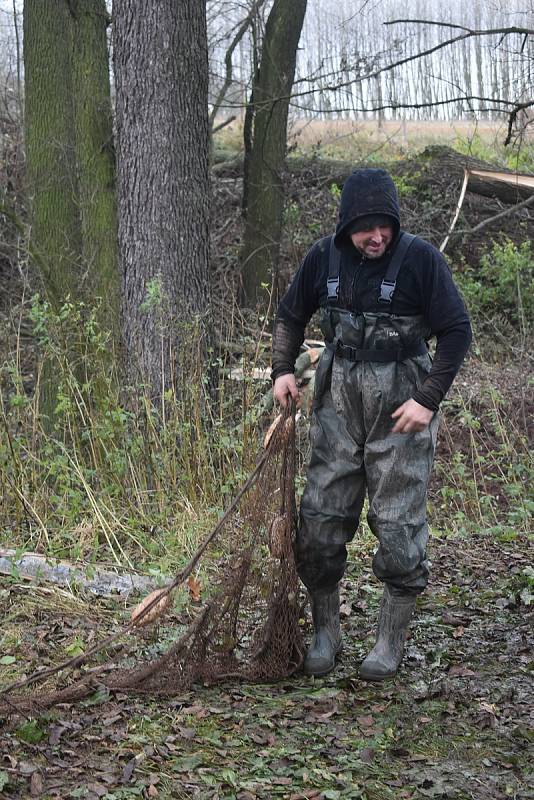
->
xmin=272 ymin=168 xmax=471 ymax=681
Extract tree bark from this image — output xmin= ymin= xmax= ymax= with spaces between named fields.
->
xmin=23 ymin=0 xmax=84 ymax=427
xmin=240 ymin=0 xmax=307 ymax=308
xmin=71 ymin=0 xmax=120 ymax=344
xmin=114 ymin=0 xmax=212 ymax=400
xmin=23 ymin=0 xmax=82 ymax=306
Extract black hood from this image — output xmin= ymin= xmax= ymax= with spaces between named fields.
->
xmin=334 ymin=168 xmax=400 ymax=247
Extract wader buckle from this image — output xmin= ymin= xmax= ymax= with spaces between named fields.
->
xmin=378 ymin=280 xmax=396 ymax=303
xmin=327 ymin=277 xmax=340 ymax=300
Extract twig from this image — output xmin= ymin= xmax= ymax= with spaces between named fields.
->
xmin=455 ymin=192 xmax=534 ymax=236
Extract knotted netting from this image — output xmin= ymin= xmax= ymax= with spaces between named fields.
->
xmin=0 ymin=407 xmax=305 ymax=716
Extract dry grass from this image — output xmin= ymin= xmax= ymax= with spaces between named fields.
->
xmin=214 ymin=116 xmax=526 ymax=164
xmin=288 ymin=117 xmax=509 ymax=149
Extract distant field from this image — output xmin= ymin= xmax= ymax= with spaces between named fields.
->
xmin=289 ymin=117 xmax=509 ymax=150
xmin=215 ymin=116 xmax=533 ymax=169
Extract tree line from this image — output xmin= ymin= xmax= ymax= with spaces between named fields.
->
xmin=209 ymin=0 xmax=534 ymax=122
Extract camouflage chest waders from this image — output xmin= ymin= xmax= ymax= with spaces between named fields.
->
xmin=296 ymin=234 xmax=439 ymax=598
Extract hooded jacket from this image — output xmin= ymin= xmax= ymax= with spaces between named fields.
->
xmin=334 ymin=168 xmax=400 ymax=247
xmin=272 ymin=168 xmax=472 ymax=412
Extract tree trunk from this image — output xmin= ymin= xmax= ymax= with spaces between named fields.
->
xmin=23 ymin=0 xmax=82 ymax=306
xmin=240 ymin=0 xmax=307 ymax=308
xmin=23 ymin=0 xmax=84 ymax=427
xmin=71 ymin=0 xmax=120 ymax=344
xmin=114 ymin=0 xmax=212 ymax=400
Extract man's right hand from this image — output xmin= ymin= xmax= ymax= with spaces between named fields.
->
xmin=273 ymin=374 xmax=299 ymax=408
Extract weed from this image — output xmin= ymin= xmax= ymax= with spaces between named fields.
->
xmin=0 ymin=296 xmax=269 ymax=568
xmin=457 ymin=238 xmax=534 ymax=339
xmin=434 ymin=372 xmax=533 ymax=540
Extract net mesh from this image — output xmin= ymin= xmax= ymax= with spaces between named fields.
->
xmin=0 ymin=408 xmax=305 ymax=715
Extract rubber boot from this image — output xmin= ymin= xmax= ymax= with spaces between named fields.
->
xmin=303 ymin=586 xmax=342 ymax=677
xmin=359 ymin=585 xmax=416 ymax=681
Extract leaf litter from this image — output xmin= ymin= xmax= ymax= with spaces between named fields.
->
xmin=0 ymin=524 xmax=532 ymax=799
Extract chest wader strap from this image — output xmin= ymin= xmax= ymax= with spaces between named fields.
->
xmin=327 ymin=237 xmax=342 ymax=302
xmin=378 ymin=232 xmax=416 ymax=304
xmin=327 ymin=232 xmax=417 ymax=306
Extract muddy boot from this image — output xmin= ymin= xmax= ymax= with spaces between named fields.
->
xmin=303 ymin=586 xmax=342 ymax=677
xmin=359 ymin=585 xmax=416 ymax=681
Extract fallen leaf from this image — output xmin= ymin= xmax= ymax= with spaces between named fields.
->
xmin=148 ymin=785 xmax=159 ymax=798
xmin=360 ymin=747 xmax=375 ymax=763
xmin=48 ymin=726 xmax=65 ymax=746
xmin=356 ymin=715 xmax=375 ymax=728
xmin=448 ymin=664 xmax=477 ymax=677
xmin=131 ymin=588 xmax=172 ymax=627
xmin=121 ymin=757 xmax=136 ymax=783
xmin=30 ymin=771 xmax=43 ymax=797
xmin=339 ymin=602 xmax=352 ymax=617
xmin=187 ymin=575 xmax=202 ymax=603
xmin=452 ymin=625 xmax=465 ymax=638
xmin=86 ymin=784 xmax=109 ymax=798
xmin=176 ymin=726 xmax=196 ymax=739
xmin=18 ymin=761 xmax=37 ymax=776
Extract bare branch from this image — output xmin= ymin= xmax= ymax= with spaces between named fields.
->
xmin=504 ymin=101 xmax=534 ymax=146
xmin=212 ymin=114 xmax=236 ymax=134
xmin=456 ymin=193 xmax=534 ymax=237
xmin=384 ymin=19 xmax=534 ymax=36
xmin=277 ymin=27 xmax=534 ymax=107
xmin=209 ymin=0 xmax=266 ymax=131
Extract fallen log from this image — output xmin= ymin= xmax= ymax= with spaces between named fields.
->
xmin=421 ymin=145 xmax=534 ymax=204
xmin=0 ymin=549 xmax=163 ymax=597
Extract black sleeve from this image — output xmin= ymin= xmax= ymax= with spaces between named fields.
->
xmin=411 ymin=245 xmax=472 ymax=411
xmin=271 ymin=318 xmax=305 ymax=382
xmin=271 ymin=241 xmax=324 ymax=382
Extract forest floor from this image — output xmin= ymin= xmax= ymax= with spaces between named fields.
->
xmin=1 ymin=524 xmax=532 ymax=800
xmin=1 ymin=142 xmax=533 ymax=799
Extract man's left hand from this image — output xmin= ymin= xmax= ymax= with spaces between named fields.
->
xmin=391 ymin=398 xmax=434 ymax=434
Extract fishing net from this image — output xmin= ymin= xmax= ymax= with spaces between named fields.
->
xmin=0 ymin=407 xmax=305 ymax=716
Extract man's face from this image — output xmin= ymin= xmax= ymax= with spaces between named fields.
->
xmin=350 ymin=223 xmax=393 ymax=259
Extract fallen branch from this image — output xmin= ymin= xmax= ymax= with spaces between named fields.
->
xmin=0 ymin=549 xmax=160 ymax=597
xmin=455 ymin=191 xmax=534 ymax=236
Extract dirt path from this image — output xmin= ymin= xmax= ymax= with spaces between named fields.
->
xmin=1 ymin=530 xmax=532 ymax=800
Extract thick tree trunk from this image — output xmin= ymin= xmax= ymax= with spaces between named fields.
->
xmin=240 ymin=0 xmax=307 ymax=308
xmin=71 ymin=0 xmax=119 ymax=344
xmin=23 ymin=0 xmax=82 ymax=305
xmin=114 ymin=0 xmax=212 ymax=400
xmin=23 ymin=0 xmax=83 ymax=426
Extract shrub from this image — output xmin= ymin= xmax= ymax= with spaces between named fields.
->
xmin=457 ymin=238 xmax=534 ymax=337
